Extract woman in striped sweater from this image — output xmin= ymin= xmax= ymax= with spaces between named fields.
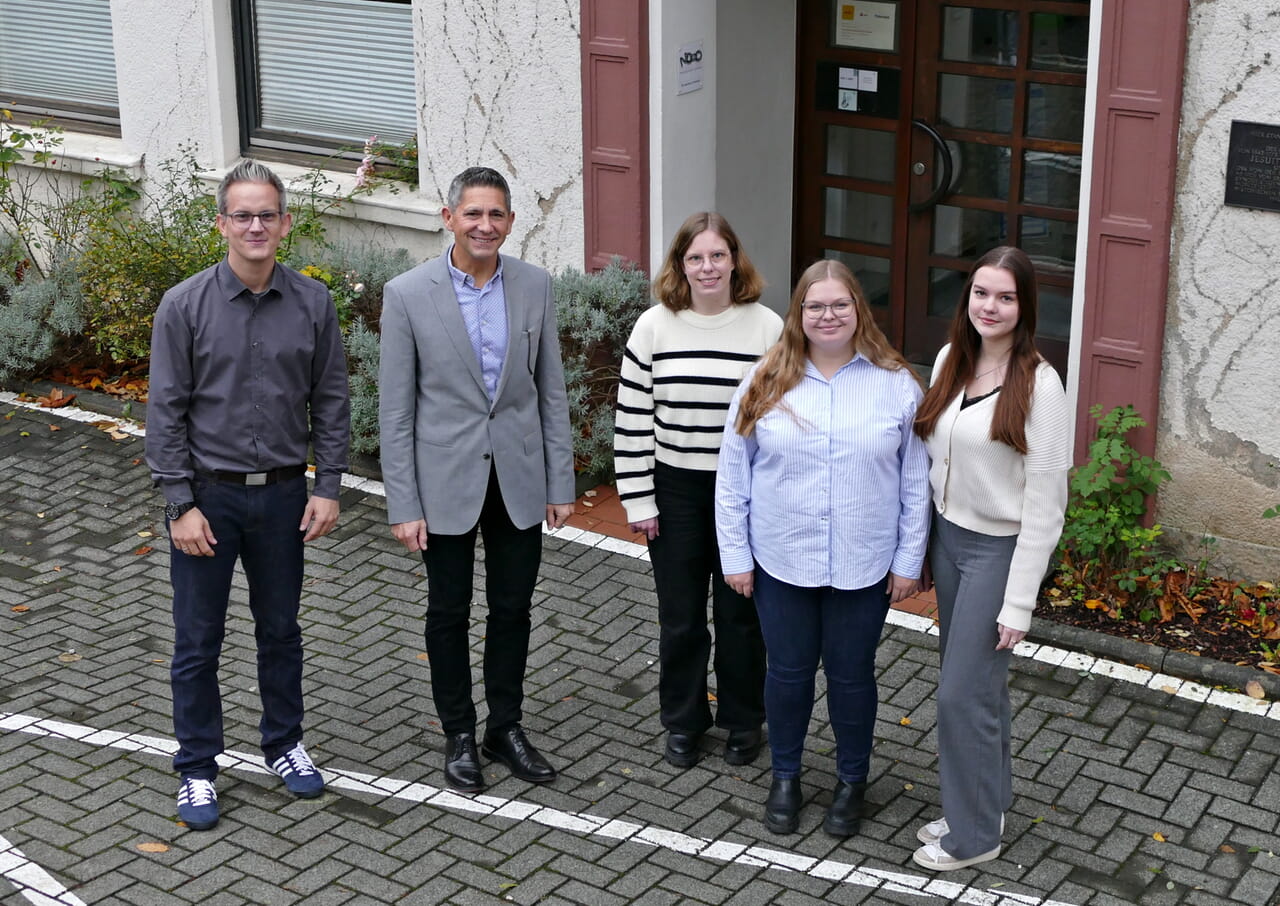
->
xmin=911 ymin=246 xmax=1071 ymax=871
xmin=614 ymin=212 xmax=782 ymax=769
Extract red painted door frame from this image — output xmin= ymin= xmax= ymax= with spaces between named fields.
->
xmin=1076 ymin=0 xmax=1190 ymax=459
xmin=580 ymin=0 xmax=649 ymax=272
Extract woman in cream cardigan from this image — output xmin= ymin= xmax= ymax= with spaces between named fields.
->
xmin=911 ymin=246 xmax=1071 ymax=871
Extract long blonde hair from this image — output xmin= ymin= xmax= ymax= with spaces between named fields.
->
xmin=735 ymin=260 xmax=915 ymax=436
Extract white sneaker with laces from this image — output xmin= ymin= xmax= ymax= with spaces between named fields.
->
xmin=915 ymin=815 xmax=1004 ymax=845
xmin=913 ymin=840 xmax=1001 ymax=871
xmin=268 ymin=742 xmax=324 ymax=798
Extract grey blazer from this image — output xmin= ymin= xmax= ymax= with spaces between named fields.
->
xmin=377 ymin=253 xmax=575 ymax=534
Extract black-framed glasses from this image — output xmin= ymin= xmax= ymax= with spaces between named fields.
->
xmin=802 ymin=299 xmax=855 ymax=319
xmin=225 ymin=210 xmax=283 ymax=227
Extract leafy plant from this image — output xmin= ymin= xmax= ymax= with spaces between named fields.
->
xmin=553 ymin=258 xmax=651 ymax=479
xmin=0 ymin=246 xmax=85 ymax=379
xmin=343 ymin=317 xmax=381 ymax=456
xmin=1056 ymin=404 xmax=1177 ymax=607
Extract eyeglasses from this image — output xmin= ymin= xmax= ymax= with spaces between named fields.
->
xmin=802 ymin=300 xmax=855 ymax=319
xmin=224 ymin=210 xmax=283 ymax=227
xmin=684 ymin=251 xmax=730 ymax=268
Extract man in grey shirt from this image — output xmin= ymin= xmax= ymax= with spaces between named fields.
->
xmin=145 ymin=160 xmax=350 ymax=831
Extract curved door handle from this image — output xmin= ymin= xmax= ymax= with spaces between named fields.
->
xmin=909 ymin=118 xmax=955 ymax=213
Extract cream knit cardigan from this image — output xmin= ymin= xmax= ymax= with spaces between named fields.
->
xmin=924 ymin=344 xmax=1071 ymax=632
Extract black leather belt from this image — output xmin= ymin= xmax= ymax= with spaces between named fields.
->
xmin=199 ymin=464 xmax=307 ymax=486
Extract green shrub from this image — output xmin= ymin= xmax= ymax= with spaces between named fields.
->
xmin=77 ymin=154 xmax=224 ymax=362
xmin=553 ymin=258 xmax=651 ymax=479
xmin=0 ymin=248 xmax=85 ymax=379
xmin=1056 ymin=404 xmax=1178 ymax=607
xmin=342 ymin=318 xmax=381 ymax=456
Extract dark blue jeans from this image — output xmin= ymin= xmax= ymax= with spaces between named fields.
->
xmin=753 ymin=567 xmax=890 ymax=782
xmin=169 ymin=474 xmax=308 ymax=780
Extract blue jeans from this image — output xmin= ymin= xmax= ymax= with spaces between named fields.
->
xmin=169 ymin=474 xmax=308 ymax=779
xmin=753 ymin=567 xmax=890 ymax=781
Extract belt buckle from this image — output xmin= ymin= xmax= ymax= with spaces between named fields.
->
xmin=244 ymin=472 xmax=268 ymax=487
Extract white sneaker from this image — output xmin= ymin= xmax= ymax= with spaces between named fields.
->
xmin=913 ymin=840 xmax=1001 ymax=871
xmin=916 ymin=815 xmax=1004 ymax=844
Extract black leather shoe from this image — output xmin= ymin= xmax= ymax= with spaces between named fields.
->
xmin=724 ymin=727 xmax=763 ymax=765
xmin=764 ymin=776 xmax=802 ymax=834
xmin=444 ymin=732 xmax=485 ymax=793
xmin=823 ymin=780 xmax=866 ymax=837
xmin=664 ymin=732 xmax=702 ymax=768
xmin=481 ymin=726 xmax=557 ymax=783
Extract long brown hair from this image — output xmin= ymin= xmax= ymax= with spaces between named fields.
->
xmin=912 ymin=246 xmax=1041 ymax=453
xmin=735 ymin=259 xmax=915 ymax=436
xmin=652 ymin=212 xmax=765 ymax=311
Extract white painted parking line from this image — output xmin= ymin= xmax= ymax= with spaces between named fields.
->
xmin=0 ymin=832 xmax=89 ymax=906
xmin=0 ymin=711 xmax=1078 ymax=906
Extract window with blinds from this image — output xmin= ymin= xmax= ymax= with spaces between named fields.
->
xmin=0 ymin=0 xmax=120 ymax=126
xmin=234 ymin=0 xmax=416 ymax=156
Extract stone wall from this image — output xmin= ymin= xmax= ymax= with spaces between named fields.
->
xmin=1160 ymin=0 xmax=1280 ymax=576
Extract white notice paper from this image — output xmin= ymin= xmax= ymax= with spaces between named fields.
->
xmin=677 ymin=40 xmax=704 ymax=95
xmin=858 ymin=70 xmax=879 ymax=92
xmin=838 ymin=89 xmax=858 ymax=112
xmin=834 ymin=1 xmax=898 ymax=52
xmin=839 ymin=67 xmax=859 ymax=90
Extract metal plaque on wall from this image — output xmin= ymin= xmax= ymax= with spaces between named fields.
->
xmin=1224 ymin=120 xmax=1280 ymax=213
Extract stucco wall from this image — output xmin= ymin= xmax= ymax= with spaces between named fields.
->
xmin=416 ymin=0 xmax=584 ymax=272
xmin=1160 ymin=0 xmax=1280 ymax=576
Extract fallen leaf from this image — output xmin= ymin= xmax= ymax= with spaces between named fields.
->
xmin=19 ymin=431 xmax=29 ymax=437
xmin=1245 ymin=680 xmax=1266 ymax=699
xmin=134 ymin=545 xmax=153 ymax=556
xmin=1153 ymin=831 xmax=1167 ymax=842
xmin=899 ymin=717 xmax=911 ymax=726
xmin=11 ymin=605 xmax=29 ymax=613
xmin=48 ymin=424 xmax=60 ymax=432
xmin=1084 ymin=599 xmax=1106 ymax=610
xmin=582 ymin=500 xmax=594 ymax=508
xmin=107 ymin=429 xmax=130 ymax=441
xmin=903 ymin=782 xmax=914 ymax=790
xmin=137 ymin=531 xmax=153 ymax=538
xmin=584 ymin=489 xmax=598 ymax=498
xmin=1031 ymin=816 xmax=1045 ymax=824
xmin=36 ymin=387 xmax=76 ymax=409
xmin=1161 ymin=685 xmax=1178 ymax=695
xmin=137 ymin=842 xmax=168 ymax=853
xmin=58 ymin=652 xmax=82 ymax=663
xmin=707 ymin=691 xmax=717 ymax=701
xmin=1220 ymin=844 xmax=1235 ymax=853
xmin=416 ymin=652 xmax=429 ymax=661
xmin=498 ymin=883 xmax=518 ymax=892
xmin=36 ymin=512 xmax=45 ymax=518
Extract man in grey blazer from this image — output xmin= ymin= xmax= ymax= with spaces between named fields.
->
xmin=378 ymin=167 xmax=575 ymax=792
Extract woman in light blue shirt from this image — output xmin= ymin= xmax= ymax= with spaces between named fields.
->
xmin=716 ymin=259 xmax=930 ymax=838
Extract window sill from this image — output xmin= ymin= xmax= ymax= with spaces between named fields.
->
xmin=2 ymin=127 xmax=144 ymax=180
xmin=199 ymin=161 xmax=442 ymax=233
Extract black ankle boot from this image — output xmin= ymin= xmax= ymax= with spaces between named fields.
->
xmin=764 ymin=776 xmax=802 ymax=834
xmin=822 ymin=780 xmax=866 ymax=837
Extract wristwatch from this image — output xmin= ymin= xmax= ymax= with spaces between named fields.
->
xmin=164 ymin=501 xmax=195 ymax=521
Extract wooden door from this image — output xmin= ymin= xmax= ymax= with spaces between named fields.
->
xmin=795 ymin=0 xmax=1090 ymax=375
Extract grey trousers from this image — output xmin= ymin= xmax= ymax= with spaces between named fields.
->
xmin=931 ymin=515 xmax=1018 ymax=859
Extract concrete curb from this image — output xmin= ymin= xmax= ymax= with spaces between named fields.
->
xmin=6 ymin=377 xmax=1278 ymax=701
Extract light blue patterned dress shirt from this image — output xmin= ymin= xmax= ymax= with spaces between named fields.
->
xmin=447 ymin=248 xmax=509 ymax=401
xmin=716 ymin=355 xmax=931 ymax=590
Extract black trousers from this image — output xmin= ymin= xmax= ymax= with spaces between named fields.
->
xmin=421 ymin=467 xmax=543 ymax=736
xmin=648 ymin=463 xmax=766 ymax=735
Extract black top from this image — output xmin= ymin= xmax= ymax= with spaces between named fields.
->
xmin=961 ymin=386 xmax=1001 ymax=410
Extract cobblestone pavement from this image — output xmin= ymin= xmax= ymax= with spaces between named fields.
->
xmin=1 ymin=401 xmax=1278 ymax=906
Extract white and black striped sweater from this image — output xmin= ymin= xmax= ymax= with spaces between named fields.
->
xmin=614 ymin=302 xmax=783 ymax=523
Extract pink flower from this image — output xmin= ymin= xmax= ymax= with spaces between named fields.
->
xmin=354 ymin=134 xmax=378 ymax=188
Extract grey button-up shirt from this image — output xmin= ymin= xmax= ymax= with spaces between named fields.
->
xmin=145 ymin=259 xmax=351 ymax=505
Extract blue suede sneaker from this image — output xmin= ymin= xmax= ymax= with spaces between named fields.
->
xmin=268 ymin=742 xmax=324 ymax=798
xmin=177 ymin=777 xmax=219 ymax=830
